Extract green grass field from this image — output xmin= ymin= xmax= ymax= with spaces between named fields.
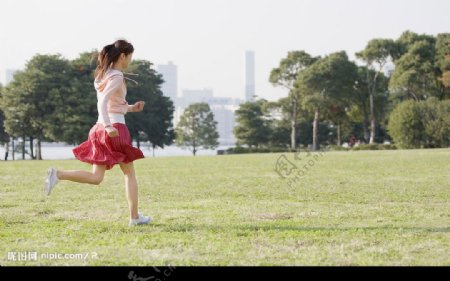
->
xmin=1 ymin=149 xmax=449 ymax=265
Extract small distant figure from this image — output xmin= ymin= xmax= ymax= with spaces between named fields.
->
xmin=349 ymin=134 xmax=356 ymax=147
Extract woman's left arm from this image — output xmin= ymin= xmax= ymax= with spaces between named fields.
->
xmin=127 ymin=101 xmax=145 ymax=113
xmin=127 ymin=104 xmax=136 ymax=113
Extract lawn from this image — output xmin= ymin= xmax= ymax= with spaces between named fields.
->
xmin=0 ymin=148 xmax=449 ymax=265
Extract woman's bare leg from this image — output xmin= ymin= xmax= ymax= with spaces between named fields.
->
xmin=119 ymin=162 xmax=138 ymax=220
xmin=57 ymin=164 xmax=106 ymax=185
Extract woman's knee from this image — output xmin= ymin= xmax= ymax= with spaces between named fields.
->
xmin=119 ymin=162 xmax=135 ymax=176
xmin=91 ymin=174 xmax=104 ymax=185
xmin=92 ymin=165 xmax=106 ymax=185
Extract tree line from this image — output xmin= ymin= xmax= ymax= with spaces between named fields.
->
xmin=0 ymin=52 xmax=175 ymax=160
xmin=1 ymin=30 xmax=449 ymax=160
xmin=234 ymin=30 xmax=450 ymax=150
xmin=0 ymin=50 xmax=222 ymax=159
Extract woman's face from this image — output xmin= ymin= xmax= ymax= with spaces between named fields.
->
xmin=120 ymin=53 xmax=133 ymax=69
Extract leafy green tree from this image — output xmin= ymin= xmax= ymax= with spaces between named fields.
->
xmin=1 ymin=54 xmax=74 ymax=159
xmin=350 ymin=67 xmax=371 ymax=142
xmin=435 ymin=33 xmax=450 ymax=100
xmin=233 ymin=99 xmax=272 ymax=149
xmin=387 ymin=98 xmax=450 ymax=148
xmin=0 ymin=84 xmax=11 ymax=160
xmin=387 ymin=100 xmax=424 ymax=148
xmin=175 ymin=102 xmax=219 ymax=156
xmin=269 ymin=51 xmax=318 ymax=150
xmin=265 ymin=97 xmax=305 ymax=148
xmin=265 ymin=97 xmax=337 ymax=148
xmin=296 ymin=51 xmax=358 ymax=150
xmin=356 ymin=38 xmax=395 ymax=143
xmin=0 ymin=108 xmax=10 ymax=144
xmin=0 ymin=83 xmax=7 ymax=141
xmin=421 ymin=98 xmax=450 ymax=148
xmin=393 ymin=30 xmax=436 ymax=61
xmin=322 ymin=104 xmax=350 ymax=146
xmin=64 ymin=51 xmax=98 ymax=145
xmin=267 ymin=118 xmax=291 ymax=148
xmin=1 ymin=71 xmax=34 ymax=159
xmin=126 ymin=60 xmax=175 ymax=150
xmin=350 ymin=66 xmax=391 ymax=143
xmin=389 ymin=40 xmax=440 ymax=101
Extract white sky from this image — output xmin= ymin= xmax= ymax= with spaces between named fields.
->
xmin=1 ymin=0 xmax=449 ymax=101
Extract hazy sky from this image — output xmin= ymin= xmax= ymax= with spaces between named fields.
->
xmin=1 ymin=0 xmax=449 ymax=101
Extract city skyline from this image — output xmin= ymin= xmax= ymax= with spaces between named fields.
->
xmin=156 ymin=65 xmax=242 ymax=145
xmin=1 ymin=0 xmax=450 ymax=101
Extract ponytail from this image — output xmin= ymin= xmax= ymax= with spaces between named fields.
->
xmin=94 ymin=40 xmax=134 ymax=80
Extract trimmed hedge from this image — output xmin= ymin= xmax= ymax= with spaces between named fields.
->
xmin=351 ymin=143 xmax=397 ymax=151
xmin=225 ymin=146 xmax=290 ymax=154
xmin=223 ymin=143 xmax=397 ymax=154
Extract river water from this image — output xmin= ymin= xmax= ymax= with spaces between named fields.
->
xmin=0 ymin=142 xmax=234 ymax=160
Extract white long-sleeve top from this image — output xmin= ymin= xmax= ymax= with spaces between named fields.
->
xmin=94 ymin=69 xmax=133 ymax=126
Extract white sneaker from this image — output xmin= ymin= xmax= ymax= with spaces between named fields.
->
xmin=129 ymin=212 xmax=152 ymax=226
xmin=44 ymin=167 xmax=59 ymax=196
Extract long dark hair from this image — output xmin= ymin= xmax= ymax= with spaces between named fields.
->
xmin=94 ymin=39 xmax=134 ymax=80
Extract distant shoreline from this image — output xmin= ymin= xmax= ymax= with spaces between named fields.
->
xmin=0 ymin=144 xmax=235 ymax=160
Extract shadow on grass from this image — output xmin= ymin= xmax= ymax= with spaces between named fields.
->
xmin=5 ymin=217 xmax=449 ymax=234
xmin=148 ymin=223 xmax=450 ymax=234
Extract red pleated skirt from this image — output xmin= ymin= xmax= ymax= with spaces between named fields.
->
xmin=73 ymin=123 xmax=144 ymax=170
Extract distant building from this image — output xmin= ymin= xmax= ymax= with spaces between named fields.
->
xmin=173 ymin=88 xmax=213 ymax=127
xmin=209 ymin=100 xmax=241 ymax=146
xmin=180 ymin=88 xmax=214 ymax=108
xmin=245 ymin=50 xmax=255 ymax=101
xmin=206 ymin=96 xmax=242 ymax=107
xmin=157 ymin=62 xmax=178 ymax=106
xmin=174 ymin=88 xmax=243 ymax=146
xmin=165 ymin=50 xmax=256 ymax=146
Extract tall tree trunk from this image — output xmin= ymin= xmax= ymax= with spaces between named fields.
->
xmin=29 ymin=137 xmax=35 ymax=159
xmin=369 ymin=92 xmax=376 ymax=144
xmin=36 ymin=139 xmax=42 ymax=160
xmin=291 ymin=97 xmax=297 ymax=151
xmin=362 ymin=105 xmax=370 ymax=143
xmin=367 ymin=65 xmax=379 ymax=144
xmin=312 ymin=107 xmax=320 ymax=151
xmin=337 ymin=123 xmax=341 ymax=146
xmin=152 ymin=144 xmax=156 ymax=157
xmin=12 ymin=137 xmax=15 ymax=160
xmin=193 ymin=139 xmax=196 ymax=156
xmin=4 ymin=142 xmax=9 ymax=161
xmin=22 ymin=136 xmax=25 ymax=160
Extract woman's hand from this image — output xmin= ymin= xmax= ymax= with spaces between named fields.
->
xmin=105 ymin=125 xmax=119 ymax=137
xmin=133 ymin=101 xmax=146 ymax=112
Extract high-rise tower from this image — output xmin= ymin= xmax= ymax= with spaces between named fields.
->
xmin=245 ymin=50 xmax=255 ymax=101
